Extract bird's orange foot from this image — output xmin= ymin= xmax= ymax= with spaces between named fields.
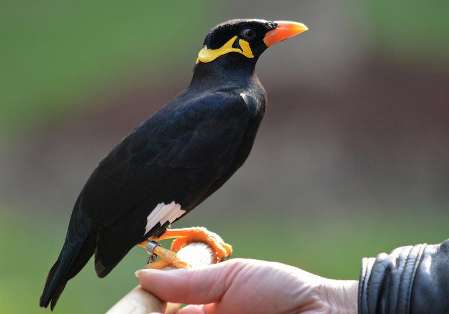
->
xmin=151 ymin=227 xmax=233 ymax=263
xmin=145 ymin=259 xmax=170 ymax=269
xmin=138 ymin=240 xmax=189 ymax=269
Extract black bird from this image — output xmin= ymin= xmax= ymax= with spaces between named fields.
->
xmin=40 ymin=18 xmax=308 ymax=309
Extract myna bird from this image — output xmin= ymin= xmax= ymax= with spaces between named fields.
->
xmin=40 ymin=18 xmax=308 ymax=309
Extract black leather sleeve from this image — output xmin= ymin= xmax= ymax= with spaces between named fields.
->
xmin=358 ymin=239 xmax=449 ymax=314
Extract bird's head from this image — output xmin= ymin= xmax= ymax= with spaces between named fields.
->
xmin=196 ymin=19 xmax=308 ymax=66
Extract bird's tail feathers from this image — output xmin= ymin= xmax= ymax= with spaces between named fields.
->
xmin=39 ymin=233 xmax=95 ymax=310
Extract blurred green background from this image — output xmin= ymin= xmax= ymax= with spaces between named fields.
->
xmin=1 ymin=0 xmax=449 ymax=313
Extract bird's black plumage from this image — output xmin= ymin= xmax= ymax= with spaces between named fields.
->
xmin=40 ymin=18 xmax=307 ymax=309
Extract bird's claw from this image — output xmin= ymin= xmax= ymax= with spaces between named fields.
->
xmin=146 ymin=253 xmax=157 ymax=264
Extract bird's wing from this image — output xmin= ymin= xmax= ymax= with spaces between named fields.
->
xmin=75 ymin=91 xmax=258 ymax=276
xmin=81 ymin=91 xmax=252 ymax=222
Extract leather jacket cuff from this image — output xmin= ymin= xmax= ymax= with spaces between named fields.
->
xmin=358 ymin=240 xmax=449 ymax=314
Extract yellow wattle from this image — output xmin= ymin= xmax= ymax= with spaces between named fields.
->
xmin=196 ymin=36 xmax=254 ymax=64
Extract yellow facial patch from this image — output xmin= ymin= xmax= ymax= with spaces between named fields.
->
xmin=196 ymin=36 xmax=254 ymax=64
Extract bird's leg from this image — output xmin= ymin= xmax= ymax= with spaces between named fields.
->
xmin=138 ymin=240 xmax=189 ymax=269
xmin=151 ymin=227 xmax=233 ymax=263
xmin=145 ymin=259 xmax=171 ymax=269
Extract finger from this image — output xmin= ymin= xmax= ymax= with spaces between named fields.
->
xmin=136 ymin=260 xmax=242 ymax=304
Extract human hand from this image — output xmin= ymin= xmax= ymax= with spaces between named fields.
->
xmin=135 ymin=258 xmax=358 ymax=314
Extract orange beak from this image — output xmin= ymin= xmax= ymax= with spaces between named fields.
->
xmin=263 ymin=21 xmax=308 ymax=47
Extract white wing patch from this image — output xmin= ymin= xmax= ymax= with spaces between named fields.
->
xmin=145 ymin=202 xmax=186 ymax=234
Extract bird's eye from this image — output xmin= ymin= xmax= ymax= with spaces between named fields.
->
xmin=241 ymin=29 xmax=256 ymax=41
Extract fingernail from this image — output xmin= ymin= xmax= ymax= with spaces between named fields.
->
xmin=135 ymin=269 xmax=161 ymax=278
xmin=134 ymin=270 xmax=145 ymax=277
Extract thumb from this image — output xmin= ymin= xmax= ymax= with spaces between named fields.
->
xmin=135 ymin=260 xmax=242 ymax=305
